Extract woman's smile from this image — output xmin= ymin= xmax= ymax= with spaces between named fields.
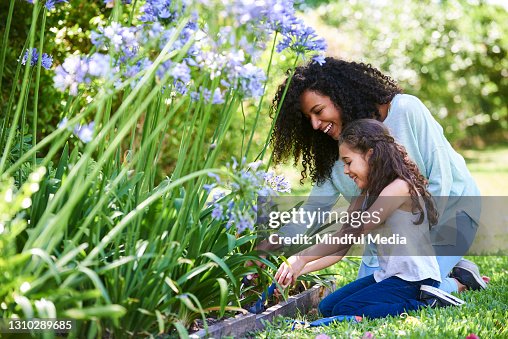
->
xmin=300 ymin=90 xmax=343 ymax=140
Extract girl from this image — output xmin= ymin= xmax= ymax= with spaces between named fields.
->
xmin=275 ymin=119 xmax=463 ymax=319
xmin=258 ymin=58 xmax=484 ymax=294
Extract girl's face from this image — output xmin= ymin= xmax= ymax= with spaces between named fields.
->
xmin=300 ymin=90 xmax=343 ymax=140
xmin=339 ymin=143 xmax=372 ymax=190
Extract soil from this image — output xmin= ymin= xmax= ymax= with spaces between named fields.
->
xmin=189 ymin=281 xmax=312 ymax=332
xmin=189 ymin=317 xmax=224 ymax=333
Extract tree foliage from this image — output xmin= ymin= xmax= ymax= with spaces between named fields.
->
xmin=314 ymin=0 xmax=508 ymax=145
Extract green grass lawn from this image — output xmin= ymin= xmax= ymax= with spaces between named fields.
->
xmin=254 ymin=147 xmax=508 ymax=338
xmin=254 ymin=256 xmax=508 ymax=339
xmin=461 ymin=147 xmax=508 ymax=196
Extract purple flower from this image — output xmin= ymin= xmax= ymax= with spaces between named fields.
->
xmin=212 ymin=191 xmax=226 ymax=203
xmin=208 ymin=172 xmax=221 ymax=183
xmin=53 ymin=55 xmax=90 ymax=95
xmin=157 ymin=23 xmax=198 ymax=56
xmin=87 ymin=54 xmax=111 ymax=78
xmin=171 ymin=61 xmax=191 ymax=83
xmin=276 ymin=21 xmax=327 ymax=56
xmin=236 ymin=215 xmax=253 ymax=233
xmin=263 ymin=172 xmax=291 ymax=193
xmin=173 ymin=81 xmax=188 ymax=95
xmin=104 ymin=0 xmax=131 ymax=5
xmin=57 ymin=117 xmax=70 ymax=130
xmin=203 ymin=184 xmax=215 ymax=193
xmin=191 ymin=87 xmax=223 ymax=104
xmin=158 ymin=60 xmax=192 ymax=94
xmin=123 ymin=57 xmax=152 ymax=88
xmin=73 ymin=122 xmax=95 ymax=143
xmin=45 ymin=0 xmax=68 ymax=11
xmin=225 ymin=219 xmax=234 ymax=230
xmin=225 ymin=1 xmax=269 ymax=25
xmin=211 ymin=88 xmax=224 ymax=105
xmin=211 ymin=204 xmax=224 ymax=219
xmin=20 ymin=48 xmax=53 ymax=70
xmin=236 ymin=63 xmax=266 ymax=98
xmin=41 ymin=54 xmax=53 ymax=69
xmin=139 ymin=0 xmax=186 ymax=23
xmin=218 ymin=0 xmax=327 ymax=60
xmin=92 ymin=22 xmax=139 ymax=59
xmin=312 ymin=54 xmax=326 ymax=65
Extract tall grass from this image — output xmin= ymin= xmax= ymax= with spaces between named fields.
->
xmin=0 ymin=0 xmax=326 ymax=336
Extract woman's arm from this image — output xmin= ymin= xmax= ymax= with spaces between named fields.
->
xmin=255 ymin=179 xmax=341 ymax=254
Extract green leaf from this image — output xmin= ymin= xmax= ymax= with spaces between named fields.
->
xmin=155 ymin=310 xmax=165 ymax=334
xmin=173 ymin=321 xmax=189 ymax=338
xmin=29 ymin=248 xmax=61 ymax=284
xmin=216 ymin=277 xmax=228 ymax=317
xmin=226 ymin=233 xmax=236 ymax=252
xmin=176 ymin=262 xmax=216 ymax=285
xmin=164 ymin=277 xmax=181 ymax=294
xmin=62 ymin=305 xmax=126 ymax=319
xmin=56 ymin=243 xmax=88 ymax=268
xmin=55 ymin=142 xmax=69 ymax=180
xmin=202 ymin=252 xmax=238 ymax=290
xmin=176 ymin=294 xmax=199 ymax=313
xmin=77 ymin=266 xmax=112 ymax=304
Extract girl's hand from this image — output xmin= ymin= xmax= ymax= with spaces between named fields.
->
xmin=275 ymin=256 xmax=305 ymax=288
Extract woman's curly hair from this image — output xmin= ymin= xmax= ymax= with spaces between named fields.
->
xmin=270 ymin=57 xmax=402 ymax=184
xmin=339 ymin=119 xmax=438 ymax=227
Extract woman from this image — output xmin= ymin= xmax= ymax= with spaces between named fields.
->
xmin=259 ymin=57 xmax=485 ymax=295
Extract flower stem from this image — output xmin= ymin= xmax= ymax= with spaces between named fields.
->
xmin=32 ymin=8 xmax=48 ymax=166
xmin=244 ymin=32 xmax=278 ymax=159
xmin=0 ymin=3 xmax=40 ymax=174
xmin=257 ymin=55 xmax=300 ymax=163
xmin=0 ymin=0 xmax=15 ymax=96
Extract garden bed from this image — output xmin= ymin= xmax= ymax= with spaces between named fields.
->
xmin=190 ymin=282 xmax=336 ymax=338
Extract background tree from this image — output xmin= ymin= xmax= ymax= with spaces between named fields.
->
xmin=304 ymin=0 xmax=508 ymax=146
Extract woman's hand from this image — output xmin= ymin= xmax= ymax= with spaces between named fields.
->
xmin=275 ymin=255 xmax=305 ymax=288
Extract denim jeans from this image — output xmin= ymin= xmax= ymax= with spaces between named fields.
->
xmin=319 ymin=275 xmax=439 ymax=319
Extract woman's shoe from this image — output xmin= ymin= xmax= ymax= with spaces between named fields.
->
xmin=451 ymin=259 xmax=487 ymax=291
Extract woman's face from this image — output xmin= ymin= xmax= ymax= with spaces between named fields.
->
xmin=300 ymin=90 xmax=343 ymax=140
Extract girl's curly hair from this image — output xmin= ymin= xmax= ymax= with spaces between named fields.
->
xmin=270 ymin=58 xmax=402 ymax=184
xmin=339 ymin=119 xmax=438 ymax=227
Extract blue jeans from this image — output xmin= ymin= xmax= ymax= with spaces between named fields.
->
xmin=319 ymin=275 xmax=439 ymax=319
xmin=358 ymin=211 xmax=479 ymax=293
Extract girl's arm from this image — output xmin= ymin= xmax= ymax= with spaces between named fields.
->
xmin=277 ymin=254 xmax=344 ymax=287
xmin=360 ymin=178 xmax=410 ymax=232
xmin=300 ymin=255 xmax=344 ymax=275
xmin=275 ymin=179 xmax=410 ymax=286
